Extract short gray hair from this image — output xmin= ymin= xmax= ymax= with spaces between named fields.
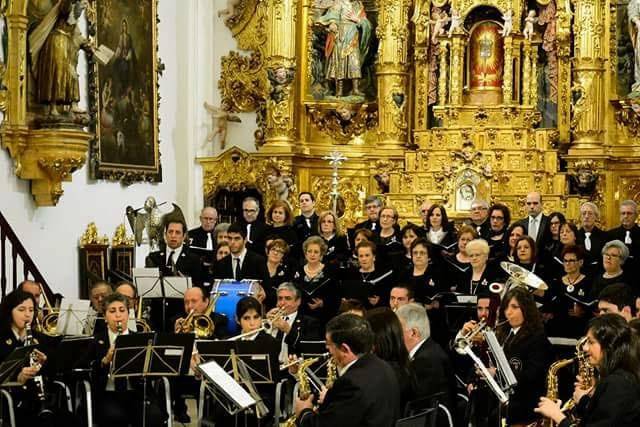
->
xmin=364 ymin=195 xmax=382 ymax=207
xmin=466 ymin=238 xmax=490 ymax=256
xmin=602 ymin=240 xmax=630 ymax=264
xmin=580 ymin=202 xmax=600 ymax=219
xmin=396 ymin=303 xmax=430 ymax=340
xmin=471 ymin=199 xmax=489 ymax=209
xmin=277 ymin=282 xmax=301 ymax=300
xmin=620 ymin=200 xmax=638 ymax=214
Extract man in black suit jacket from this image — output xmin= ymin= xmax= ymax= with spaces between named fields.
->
xmin=295 ymin=314 xmax=400 ymax=427
xmin=464 ymin=199 xmax=491 ymax=239
xmin=578 ymin=202 xmax=607 ymax=273
xmin=146 ymin=220 xmax=206 ymax=286
xmin=516 ymin=191 xmax=551 ymax=252
xmin=607 ymin=200 xmax=640 ymax=275
xmin=213 ymin=223 xmax=270 ymax=282
xmin=293 ymin=192 xmax=319 ymax=246
xmin=396 ymin=303 xmax=457 ymax=416
xmin=188 ymin=206 xmax=218 ymax=249
xmin=237 ymin=196 xmax=268 ymax=253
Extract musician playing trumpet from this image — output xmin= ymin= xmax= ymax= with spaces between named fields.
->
xmin=174 ymin=287 xmax=228 ymax=339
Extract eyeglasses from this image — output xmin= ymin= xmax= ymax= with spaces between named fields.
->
xmin=603 ymin=252 xmax=621 ymax=259
xmin=420 ymin=209 xmax=429 ymax=213
xmin=490 ymin=216 xmax=504 ymax=220
xmin=562 ymin=259 xmax=579 ymax=263
xmin=471 ymin=207 xmax=488 ymax=211
xmin=243 ymin=209 xmax=257 ymax=213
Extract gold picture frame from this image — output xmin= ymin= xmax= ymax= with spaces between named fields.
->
xmin=87 ymin=0 xmax=162 ymax=183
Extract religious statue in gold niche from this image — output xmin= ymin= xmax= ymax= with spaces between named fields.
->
xmin=469 ymin=21 xmax=504 ymax=103
xmin=28 ymin=0 xmax=91 ymax=119
xmin=312 ymin=0 xmax=374 ymax=100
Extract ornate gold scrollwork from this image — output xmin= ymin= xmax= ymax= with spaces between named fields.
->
xmin=80 ymin=222 xmax=109 ymax=248
xmin=36 ymin=156 xmax=85 ymax=206
xmin=112 ymin=223 xmax=135 ymax=247
xmin=219 ymin=51 xmax=267 ymax=113
xmin=307 ymin=103 xmax=378 ymax=142
xmin=311 ymin=175 xmax=366 ymax=228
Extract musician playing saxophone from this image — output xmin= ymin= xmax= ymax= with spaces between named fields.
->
xmin=535 ymin=314 xmax=640 ymax=426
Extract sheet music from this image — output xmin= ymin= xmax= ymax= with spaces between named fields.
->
xmin=56 ymin=299 xmax=92 ymax=335
xmin=198 ymin=360 xmax=256 ymax=410
xmin=163 ymin=276 xmax=191 ymax=298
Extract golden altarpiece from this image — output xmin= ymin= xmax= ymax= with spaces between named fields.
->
xmin=201 ymin=0 xmax=640 ymax=227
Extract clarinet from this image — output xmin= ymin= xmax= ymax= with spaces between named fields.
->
xmin=24 ymin=322 xmax=46 ymax=401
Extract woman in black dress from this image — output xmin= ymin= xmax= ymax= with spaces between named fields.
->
xmin=342 ymin=240 xmax=394 ymax=309
xmin=262 ymin=238 xmax=293 ymax=310
xmin=265 ymin=200 xmax=298 ymax=251
xmin=424 ymin=204 xmax=458 ymax=256
xmin=487 ymin=203 xmax=511 ymax=261
xmin=443 ymin=225 xmax=478 ymax=286
xmin=377 ymin=206 xmax=404 ymax=265
xmin=536 ymin=314 xmax=640 ymax=426
xmin=317 ymin=210 xmax=349 ymax=270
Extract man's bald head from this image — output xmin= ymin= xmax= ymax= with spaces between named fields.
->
xmin=200 ymin=207 xmax=219 ymax=232
xmin=184 ymin=287 xmax=209 ymax=314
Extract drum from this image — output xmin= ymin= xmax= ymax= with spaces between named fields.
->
xmin=211 ymin=279 xmax=261 ymax=335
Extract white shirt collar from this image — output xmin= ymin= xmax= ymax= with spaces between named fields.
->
xmin=530 ymin=212 xmax=543 ymax=222
xmin=11 ymin=326 xmax=24 ymax=342
xmin=338 ymin=357 xmax=359 ymax=377
xmin=166 ymin=245 xmax=183 ymax=263
xmin=511 ymin=326 xmax=521 ymax=335
xmin=409 ymin=338 xmax=427 ymax=360
xmin=233 ymin=248 xmax=248 ymax=264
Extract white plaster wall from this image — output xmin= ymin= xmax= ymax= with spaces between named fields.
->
xmin=0 ymin=0 xmax=180 ymax=298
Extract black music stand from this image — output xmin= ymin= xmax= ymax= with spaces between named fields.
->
xmin=0 ymin=345 xmax=36 ymax=387
xmin=444 ymin=294 xmax=477 ymax=335
xmin=48 ymin=336 xmax=95 ymax=376
xmin=133 ymin=268 xmax=191 ymax=332
xmin=111 ymin=332 xmax=195 ymax=426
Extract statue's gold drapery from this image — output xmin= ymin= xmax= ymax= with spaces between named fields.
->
xmin=208 ymin=0 xmax=640 ymax=227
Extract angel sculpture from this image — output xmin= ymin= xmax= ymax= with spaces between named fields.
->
xmin=523 ymin=10 xmax=537 ymax=40
xmin=218 ymin=0 xmax=241 ymax=23
xmin=125 ymin=197 xmax=186 ymax=250
xmin=448 ymin=8 xmax=462 ymax=38
xmin=203 ymin=102 xmax=241 ymax=151
xmin=431 ymin=10 xmax=450 ymax=43
xmin=500 ymin=9 xmax=513 ymax=37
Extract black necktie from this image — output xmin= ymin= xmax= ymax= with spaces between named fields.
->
xmin=234 ymin=258 xmax=241 ymax=280
xmin=167 ymin=251 xmax=175 ymax=268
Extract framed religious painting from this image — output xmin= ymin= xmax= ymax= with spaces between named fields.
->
xmin=87 ymin=0 xmax=162 ymax=183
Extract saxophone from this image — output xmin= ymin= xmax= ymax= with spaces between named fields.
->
xmin=561 ymin=337 xmax=595 ymax=417
xmin=285 ymin=357 xmax=322 ymax=427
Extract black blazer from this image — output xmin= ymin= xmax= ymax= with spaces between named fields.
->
xmin=145 ymin=247 xmax=206 ymax=286
xmin=298 ymin=353 xmax=400 ymax=427
xmin=187 ymin=226 xmax=215 ymax=249
xmin=266 ymin=224 xmax=298 ymax=249
xmin=213 ymin=250 xmax=269 ymax=282
xmin=517 ymin=214 xmax=552 ymax=252
xmin=607 ymin=225 xmax=640 ymax=275
xmin=281 ymin=312 xmax=323 ymax=354
xmin=578 ymin=226 xmax=607 ymax=272
xmin=236 ymin=220 xmax=268 ymax=253
xmin=293 ymin=213 xmax=319 ymax=244
xmin=558 ymin=369 xmax=640 ymax=427
xmin=410 ymin=338 xmax=457 ymax=413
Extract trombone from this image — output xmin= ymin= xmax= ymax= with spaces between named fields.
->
xmin=175 ymin=295 xmax=219 ymax=339
xmin=135 ymin=296 xmax=152 ymax=332
xmin=39 ymin=285 xmax=60 ymax=336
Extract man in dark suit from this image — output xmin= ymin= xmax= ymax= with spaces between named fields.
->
xmin=465 ymin=199 xmax=491 ymax=239
xmin=213 ymin=223 xmax=269 ymax=282
xmin=267 ymin=282 xmax=322 ymax=363
xmin=295 ymin=313 xmax=400 ymax=427
xmin=348 ymin=195 xmax=382 ymax=248
xmin=237 ymin=196 xmax=268 ymax=253
xmin=607 ymin=200 xmax=640 ymax=275
xmin=396 ymin=302 xmax=457 ymax=416
xmin=516 ymin=191 xmax=551 ymax=252
xmin=188 ymin=206 xmax=218 ymax=249
xmin=293 ymin=192 xmax=319 ymax=245
xmin=578 ymin=202 xmax=607 ymax=274
xmin=145 ymin=220 xmax=205 ymax=286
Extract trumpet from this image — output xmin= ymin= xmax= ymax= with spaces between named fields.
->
xmin=454 ymin=318 xmax=509 ymax=354
xmin=176 ymin=304 xmax=216 ymax=339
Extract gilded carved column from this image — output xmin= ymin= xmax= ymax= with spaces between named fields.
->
xmin=412 ymin=0 xmax=430 ymax=130
xmin=556 ymin=0 xmax=573 ymax=143
xmin=570 ymin=0 xmax=605 ymax=150
xmin=522 ymin=40 xmax=532 ymax=106
xmin=502 ymin=36 xmax=514 ymax=104
xmin=263 ymin=0 xmax=298 ymax=149
xmin=438 ymin=40 xmax=449 ymax=106
xmin=449 ymin=33 xmax=465 ymax=105
xmin=530 ymin=40 xmax=540 ymax=109
xmin=376 ymin=0 xmax=411 ymax=148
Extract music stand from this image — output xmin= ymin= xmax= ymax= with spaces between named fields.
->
xmin=56 ymin=299 xmax=92 ymax=336
xmin=111 ymin=332 xmax=195 ymax=426
xmin=0 ymin=345 xmax=36 ymax=387
xmin=196 ymin=340 xmax=279 ymax=385
xmin=196 ymin=360 xmax=256 ymax=416
xmin=133 ymin=268 xmax=191 ymax=332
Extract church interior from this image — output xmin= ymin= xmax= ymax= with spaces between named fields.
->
xmin=2 ymin=0 xmax=640 ymax=425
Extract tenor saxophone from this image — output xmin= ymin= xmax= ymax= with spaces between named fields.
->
xmin=560 ymin=337 xmax=594 ymax=419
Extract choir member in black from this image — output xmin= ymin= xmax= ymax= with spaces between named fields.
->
xmin=504 ymin=223 xmax=526 ymax=263
xmin=239 ymin=197 xmax=268 ymax=253
xmin=377 ymin=206 xmax=403 ymax=266
xmin=591 ymin=240 xmax=630 ymax=299
xmin=548 ymin=245 xmax=594 ymax=338
xmin=536 ymin=314 xmax=640 ymax=427
xmin=487 ymin=203 xmax=511 ymax=261
xmin=94 ymin=293 xmax=166 ymax=427
xmin=294 ymin=314 xmax=400 ymax=427
xmin=424 ymin=204 xmax=458 ymax=255
xmin=342 ymin=241 xmax=394 ymax=309
xmin=317 ymin=210 xmax=349 ymax=269
xmin=215 ymin=241 xmax=230 ymax=260
xmin=514 ymin=235 xmax=545 ymax=278
xmin=389 ymin=284 xmax=415 ymax=312
xmin=578 ymin=202 xmax=608 ymax=275
xmin=353 ymin=195 xmax=382 ymax=234
xmin=459 ymin=239 xmax=504 ymax=296
xmin=188 ymin=207 xmax=218 ymax=249
xmin=607 ymin=200 xmax=640 ymax=276
xmin=467 ymin=199 xmax=491 ymax=238
xmin=213 ymin=222 xmax=230 ymax=246
xmin=88 ymin=281 xmax=113 ymax=336
xmin=443 ymin=225 xmax=477 ymax=282
xmin=495 ymin=287 xmax=552 ymax=426
xmin=546 ymin=222 xmax=582 ymax=281
xmin=399 ymin=238 xmax=445 ymax=306
xmin=262 ymin=238 xmax=293 ymax=309
xmin=265 ymin=199 xmax=298 ymax=250
xmin=347 ymin=227 xmax=374 ymax=269
xmin=213 ymin=223 xmax=270 ymax=282
xmin=0 ymin=290 xmax=51 ymax=425
xmin=366 ymin=307 xmax=417 ymax=410
xmin=293 ymin=192 xmax=319 ymax=249
xmin=542 ymin=212 xmax=566 ymax=264
xmin=393 ymin=223 xmax=420 ymax=272
xmin=293 ymin=236 xmax=338 ymax=323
